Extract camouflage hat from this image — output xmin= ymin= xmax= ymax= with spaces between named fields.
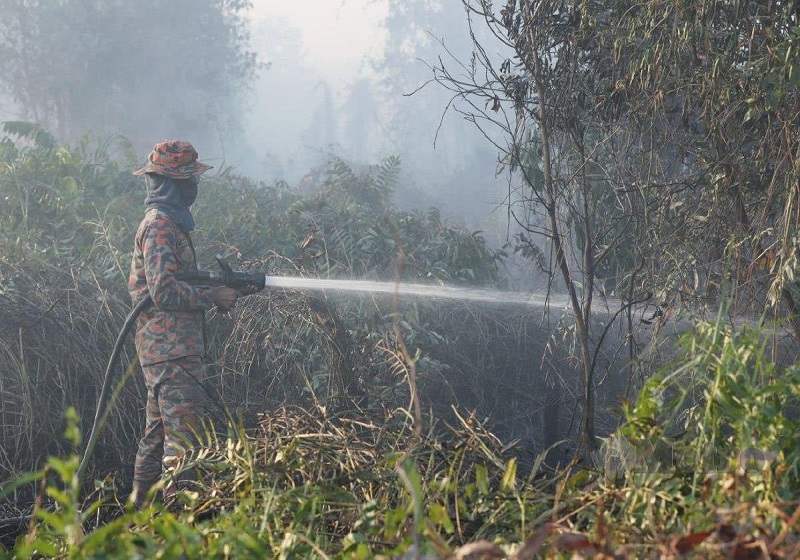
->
xmin=133 ymin=140 xmax=212 ymax=179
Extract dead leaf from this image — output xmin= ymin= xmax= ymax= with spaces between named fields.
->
xmin=513 ymin=524 xmax=555 ymax=559
xmin=732 ymin=540 xmax=768 ymax=560
xmin=671 ymin=531 xmax=712 ymax=554
xmin=553 ymin=532 xmax=595 ymax=552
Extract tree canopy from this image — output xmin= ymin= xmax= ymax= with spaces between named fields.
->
xmin=430 ymin=0 xmax=800 ymax=451
xmin=0 ymin=0 xmax=259 ymax=147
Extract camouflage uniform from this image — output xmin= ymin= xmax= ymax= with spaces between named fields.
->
xmin=128 ymin=207 xmax=215 ymax=492
xmin=126 ymin=139 xmax=217 ymax=502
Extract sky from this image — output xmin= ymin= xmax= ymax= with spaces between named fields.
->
xmin=247 ymin=0 xmax=387 ymax=79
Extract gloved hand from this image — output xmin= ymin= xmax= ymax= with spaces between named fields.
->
xmin=237 ymin=284 xmax=262 ymax=296
xmin=211 ymin=286 xmax=238 ymax=311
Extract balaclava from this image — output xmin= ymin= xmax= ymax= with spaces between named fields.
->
xmin=143 ymin=173 xmax=198 ymax=231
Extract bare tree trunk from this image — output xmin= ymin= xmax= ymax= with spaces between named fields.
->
xmin=577 ymin=138 xmax=596 ymax=454
xmin=532 ymin=54 xmax=596 ymax=455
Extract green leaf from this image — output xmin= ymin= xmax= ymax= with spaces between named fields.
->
xmin=500 ymin=458 xmax=517 ymax=492
xmin=475 ymin=463 xmax=489 ymax=496
xmin=428 ymin=503 xmax=455 ymax=534
xmin=0 ymin=469 xmax=44 ymax=501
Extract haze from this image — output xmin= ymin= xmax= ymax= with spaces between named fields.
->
xmin=240 ymin=0 xmax=507 ymax=233
xmin=0 ymin=0 xmax=515 ymax=273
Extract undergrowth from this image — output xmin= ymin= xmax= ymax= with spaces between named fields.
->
xmin=2 ymin=318 xmax=799 ymax=558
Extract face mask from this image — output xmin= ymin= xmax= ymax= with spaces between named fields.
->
xmin=178 ymin=178 xmax=198 ymax=207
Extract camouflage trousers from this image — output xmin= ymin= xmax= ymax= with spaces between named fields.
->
xmin=133 ymin=355 xmax=208 ymax=494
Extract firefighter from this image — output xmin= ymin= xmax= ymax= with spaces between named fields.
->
xmin=128 ymin=140 xmax=237 ymax=506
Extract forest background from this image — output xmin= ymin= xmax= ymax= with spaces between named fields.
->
xmin=1 ymin=0 xmax=800 ymax=557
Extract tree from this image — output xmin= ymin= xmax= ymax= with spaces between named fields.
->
xmin=430 ymin=0 xmax=640 ymax=455
xmin=301 ymin=82 xmax=338 ymax=155
xmin=432 ymin=0 xmax=800 ymax=454
xmin=340 ymin=78 xmax=381 ymax=163
xmin=0 ymin=0 xmax=259 ymax=149
xmin=597 ymin=0 xmax=800 ymax=333
xmin=373 ymin=0 xmax=504 ymax=223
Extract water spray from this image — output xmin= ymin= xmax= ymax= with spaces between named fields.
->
xmin=181 ymin=257 xmax=573 ymax=307
xmin=259 ymin=275 xmax=573 ymax=307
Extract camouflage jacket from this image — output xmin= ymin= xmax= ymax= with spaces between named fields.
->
xmin=128 ymin=208 xmax=214 ymax=366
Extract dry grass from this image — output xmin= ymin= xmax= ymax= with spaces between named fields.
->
xmin=0 ymin=258 xmax=142 ymax=481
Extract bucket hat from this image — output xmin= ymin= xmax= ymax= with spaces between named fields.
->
xmin=133 ymin=140 xmax=212 ymax=179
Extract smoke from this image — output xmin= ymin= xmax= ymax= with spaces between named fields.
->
xmin=238 ymin=2 xmax=514 ymax=242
